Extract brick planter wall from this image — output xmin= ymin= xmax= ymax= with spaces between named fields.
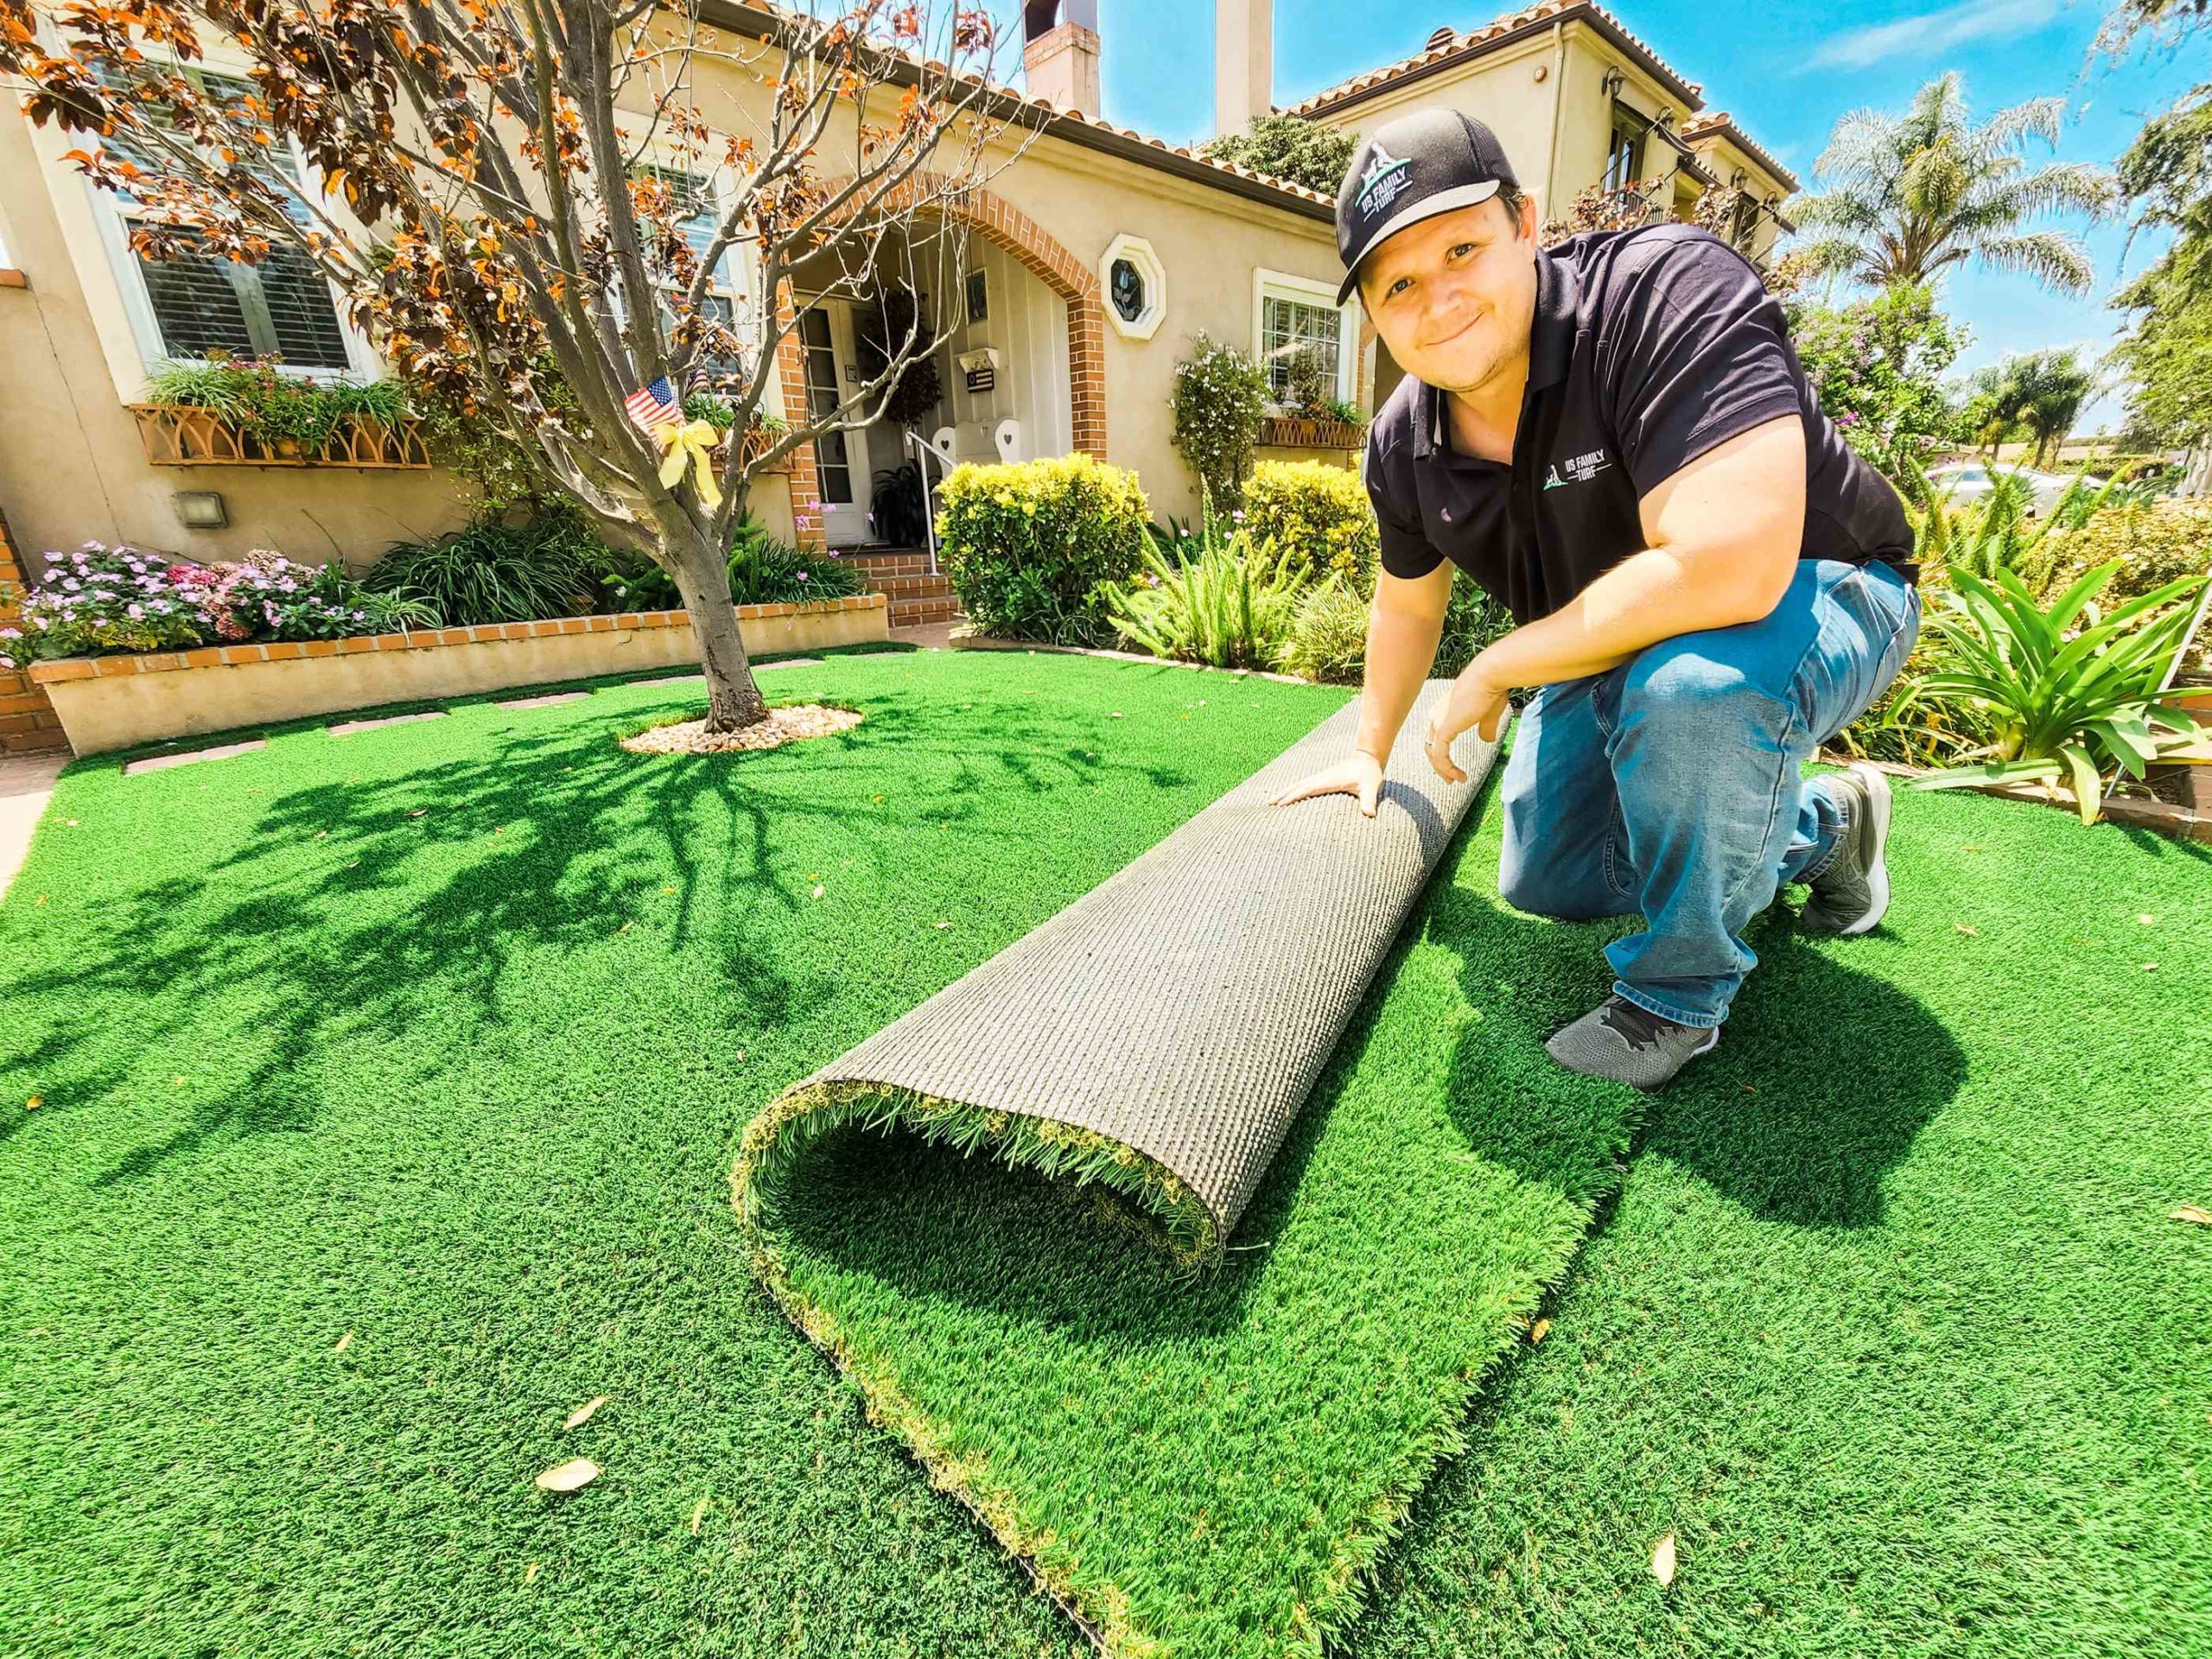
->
xmin=0 ymin=518 xmax=67 ymax=756
xmin=30 ymin=594 xmax=888 ymax=756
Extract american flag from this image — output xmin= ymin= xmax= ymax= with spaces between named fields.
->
xmin=623 ymin=374 xmax=683 ymax=435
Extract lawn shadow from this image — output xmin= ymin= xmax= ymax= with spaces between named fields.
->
xmin=1 ymin=671 xmax=1242 ymax=1173
xmin=1327 ymin=888 xmax=1968 ymax=1656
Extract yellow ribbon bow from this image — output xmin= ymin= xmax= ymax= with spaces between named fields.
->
xmin=655 ymin=419 xmax=725 ymax=513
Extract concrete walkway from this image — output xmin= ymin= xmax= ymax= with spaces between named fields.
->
xmin=0 ymin=751 xmax=67 ymax=899
xmin=888 ymin=620 xmax=957 ymax=650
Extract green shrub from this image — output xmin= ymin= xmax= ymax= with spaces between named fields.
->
xmin=1103 ymin=519 xmax=1312 ymax=671
xmin=1241 ymin=460 xmax=1378 ymax=586
xmin=935 ymin=454 xmax=1150 ymax=645
xmin=2023 ymin=498 xmax=2212 ymax=630
xmin=1277 ymin=557 xmax=1515 ymax=685
xmin=580 ymin=514 xmax=862 ymax=613
xmin=369 ymin=518 xmax=597 ymax=626
xmin=1435 ymin=577 xmax=1516 ymax=677
xmin=1905 ymin=561 xmax=2209 ymax=823
xmin=1171 ymin=333 xmax=1269 ymax=510
xmin=1280 ymin=576 xmax=1369 ymax=683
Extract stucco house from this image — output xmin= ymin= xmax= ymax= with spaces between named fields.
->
xmin=0 ymin=0 xmax=1796 ymax=756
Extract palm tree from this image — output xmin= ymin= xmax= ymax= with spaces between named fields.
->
xmin=1964 ymin=350 xmax=2100 ymax=467
xmin=1790 ymin=72 xmax=2120 ymax=296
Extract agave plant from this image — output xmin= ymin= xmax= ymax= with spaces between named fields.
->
xmin=1904 ymin=559 xmax=2209 ymax=822
xmin=1103 ymin=518 xmax=1313 ymax=671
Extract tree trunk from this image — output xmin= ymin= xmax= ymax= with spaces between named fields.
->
xmin=664 ymin=525 xmax=769 ymax=734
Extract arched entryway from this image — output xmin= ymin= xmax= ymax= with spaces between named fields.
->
xmin=774 ymin=177 xmax=1107 ymax=550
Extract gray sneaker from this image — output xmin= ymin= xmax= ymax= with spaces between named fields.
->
xmin=1546 ymin=994 xmax=1719 ymax=1090
xmin=1801 ymin=762 xmax=1893 ymax=936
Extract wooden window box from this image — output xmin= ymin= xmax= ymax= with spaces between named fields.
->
xmin=129 ymin=404 xmax=432 ymax=468
xmin=1259 ymin=415 xmax=1365 ymax=450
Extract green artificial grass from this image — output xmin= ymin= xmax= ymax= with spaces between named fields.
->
xmin=2 ymin=645 xmax=2206 ymax=1659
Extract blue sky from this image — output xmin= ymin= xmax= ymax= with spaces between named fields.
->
xmin=1067 ymin=0 xmax=2206 ymax=433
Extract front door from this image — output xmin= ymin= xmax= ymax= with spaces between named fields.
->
xmin=798 ymin=301 xmax=874 ymax=548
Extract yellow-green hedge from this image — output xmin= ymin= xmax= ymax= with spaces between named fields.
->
xmin=934 ymin=454 xmax=1150 ymax=645
xmin=1240 ymin=460 xmax=1379 ymax=587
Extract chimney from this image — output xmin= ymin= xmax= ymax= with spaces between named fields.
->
xmin=1022 ymin=0 xmax=1101 ymax=118
xmin=1215 ymin=0 xmax=1273 ymax=140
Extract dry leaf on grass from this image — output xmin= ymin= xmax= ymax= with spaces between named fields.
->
xmin=333 ymin=1332 xmax=353 ymax=1354
xmin=564 ymin=1395 xmax=608 ymax=1430
xmin=535 ymin=1458 xmax=600 ymax=1493
xmin=1955 ymin=924 xmax=1980 ymax=937
xmin=2171 ymin=1205 xmax=2212 ymax=1226
xmin=523 ymin=1561 xmax=539 ymax=1585
xmin=1529 ymin=1317 xmax=1551 ymax=1346
xmin=23 ymin=1096 xmax=41 ymax=1111
xmin=811 ymin=885 xmax=825 ymax=900
xmin=1651 ymin=1531 xmax=1678 ymax=1587
xmin=689 ymin=1496 xmax=710 ymax=1535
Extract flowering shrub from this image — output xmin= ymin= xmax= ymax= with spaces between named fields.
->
xmin=1240 ymin=461 xmax=1380 ymax=586
xmin=1171 ymin=333 xmax=1270 ymax=510
xmin=0 ymin=543 xmax=433 ymax=669
xmin=1 ymin=544 xmax=207 ymax=666
xmin=935 ymin=454 xmax=1150 ymax=645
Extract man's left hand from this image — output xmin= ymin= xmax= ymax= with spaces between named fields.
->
xmin=1425 ymin=660 xmax=1511 ymax=783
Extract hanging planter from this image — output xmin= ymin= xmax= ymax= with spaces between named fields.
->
xmin=1259 ymin=414 xmax=1364 ymax=450
xmin=129 ymin=404 xmax=432 ymax=468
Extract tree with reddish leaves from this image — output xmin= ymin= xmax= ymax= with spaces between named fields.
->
xmin=0 ymin=0 xmax=1026 ymax=733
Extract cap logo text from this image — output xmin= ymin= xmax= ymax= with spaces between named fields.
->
xmin=1357 ymin=142 xmax=1414 ymax=216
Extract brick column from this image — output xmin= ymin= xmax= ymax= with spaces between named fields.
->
xmin=772 ymin=283 xmax=827 ymax=552
xmin=0 ymin=518 xmax=67 ymax=755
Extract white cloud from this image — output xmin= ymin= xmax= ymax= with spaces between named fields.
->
xmin=1807 ymin=0 xmax=2069 ymax=71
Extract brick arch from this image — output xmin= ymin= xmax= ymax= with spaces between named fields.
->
xmin=774 ymin=177 xmax=1108 ymax=547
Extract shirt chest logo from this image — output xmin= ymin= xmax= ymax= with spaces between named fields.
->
xmin=1542 ymin=448 xmax=1612 ymax=490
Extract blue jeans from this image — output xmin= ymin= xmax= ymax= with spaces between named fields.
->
xmin=1495 ymin=557 xmax=1923 ymax=1029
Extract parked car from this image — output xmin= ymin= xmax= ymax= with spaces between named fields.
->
xmin=1924 ymin=461 xmax=2107 ymax=517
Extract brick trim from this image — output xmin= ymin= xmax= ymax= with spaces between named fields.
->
xmin=809 ymin=176 xmax=1109 ymax=463
xmin=0 ymin=514 xmax=67 ymax=753
xmin=26 ymin=595 xmax=887 ymax=685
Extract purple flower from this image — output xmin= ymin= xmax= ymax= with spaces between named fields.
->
xmin=128 ymin=603 xmax=143 ymax=619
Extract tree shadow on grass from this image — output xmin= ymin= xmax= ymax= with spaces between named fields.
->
xmin=0 ymin=676 xmax=1242 ymax=1175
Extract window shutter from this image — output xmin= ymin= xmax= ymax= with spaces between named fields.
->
xmin=135 ymin=245 xmax=257 ymax=359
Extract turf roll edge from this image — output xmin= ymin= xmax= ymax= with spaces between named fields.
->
xmin=734 ymin=680 xmax=1507 ymax=1274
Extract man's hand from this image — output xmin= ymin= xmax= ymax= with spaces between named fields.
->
xmin=1267 ymin=747 xmax=1387 ymax=817
xmin=1425 ymin=664 xmax=1510 ymax=783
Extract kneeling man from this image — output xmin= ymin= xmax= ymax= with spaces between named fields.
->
xmin=1272 ymin=109 xmax=1923 ymax=1090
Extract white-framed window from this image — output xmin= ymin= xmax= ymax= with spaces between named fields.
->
xmin=1603 ymin=104 xmax=1647 ymax=193
xmin=625 ymin=159 xmax=760 ymax=393
xmin=1252 ymin=268 xmax=1356 ymax=407
xmin=86 ymin=65 xmax=369 ymax=378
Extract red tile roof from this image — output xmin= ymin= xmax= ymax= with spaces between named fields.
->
xmin=1287 ymin=1 xmax=1705 ymax=118
xmin=1681 ymin=111 xmax=1800 ymax=195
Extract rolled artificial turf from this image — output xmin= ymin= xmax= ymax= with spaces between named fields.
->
xmin=735 ymin=683 xmax=1504 ymax=1277
xmin=1 ymin=645 xmax=2204 ymax=1658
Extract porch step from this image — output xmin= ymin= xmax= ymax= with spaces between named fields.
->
xmin=872 ymin=572 xmax=957 ymax=601
xmin=839 ymin=547 xmax=936 ymax=578
xmin=889 ymin=594 xmax=963 ymax=627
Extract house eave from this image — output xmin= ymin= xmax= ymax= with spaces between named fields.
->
xmin=693 ymin=0 xmax=1336 ymax=225
xmin=1294 ymin=3 xmax=1704 ymax=122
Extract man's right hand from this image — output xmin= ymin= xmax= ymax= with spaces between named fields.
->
xmin=1266 ymin=747 xmax=1387 ymax=817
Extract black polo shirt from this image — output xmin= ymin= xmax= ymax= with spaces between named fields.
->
xmin=1363 ymin=224 xmax=1917 ymax=626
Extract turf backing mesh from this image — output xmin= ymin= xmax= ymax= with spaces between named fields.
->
xmin=735 ymin=680 xmax=1505 ymax=1270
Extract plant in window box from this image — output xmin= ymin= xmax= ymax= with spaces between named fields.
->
xmin=143 ymin=354 xmax=407 ymax=461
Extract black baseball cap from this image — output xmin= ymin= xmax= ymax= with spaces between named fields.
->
xmin=1334 ymin=108 xmax=1521 ymax=305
